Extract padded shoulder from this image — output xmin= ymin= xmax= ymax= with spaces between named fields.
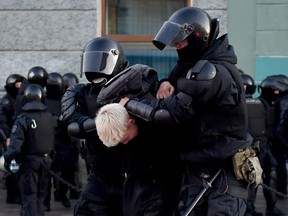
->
xmin=186 ymin=60 xmax=217 ymax=81
xmin=0 ymin=97 xmax=11 ymax=107
xmin=97 ymin=64 xmax=158 ymax=105
xmin=0 ymin=96 xmax=13 ymax=111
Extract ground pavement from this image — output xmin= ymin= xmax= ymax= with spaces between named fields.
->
xmin=254 ymin=185 xmax=288 ymax=215
xmin=0 ymin=157 xmax=88 ymax=216
xmin=0 ymin=160 xmax=287 ymax=216
xmin=0 ymin=184 xmax=287 ymax=215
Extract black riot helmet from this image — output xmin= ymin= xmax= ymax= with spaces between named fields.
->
xmin=259 ymin=75 xmax=288 ymax=102
xmin=153 ymin=7 xmax=219 ymax=53
xmin=81 ymin=37 xmax=129 ymax=84
xmin=63 ymin=72 xmax=79 ymax=90
xmin=27 ymin=66 xmax=49 ymax=88
xmin=266 ymin=74 xmax=288 ymax=96
xmin=22 ymin=84 xmax=46 ymax=110
xmin=240 ymin=74 xmax=256 ymax=97
xmin=46 ymin=72 xmax=64 ymax=99
xmin=5 ymin=74 xmax=25 ymax=98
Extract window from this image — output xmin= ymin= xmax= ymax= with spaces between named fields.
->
xmin=102 ymin=0 xmax=188 ymax=42
xmin=101 ymin=0 xmax=189 ymax=78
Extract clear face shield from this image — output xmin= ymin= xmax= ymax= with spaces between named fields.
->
xmin=152 ymin=21 xmax=194 ymax=50
xmin=80 ymin=49 xmax=119 ymax=79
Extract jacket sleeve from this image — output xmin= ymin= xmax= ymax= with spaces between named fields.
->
xmin=61 ymin=84 xmax=97 ymax=139
xmin=4 ymin=115 xmax=27 ymax=161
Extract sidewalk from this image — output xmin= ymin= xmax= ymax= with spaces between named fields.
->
xmin=0 ymin=160 xmax=287 ymax=215
xmin=0 ymin=174 xmax=77 ymax=216
xmin=0 ymin=157 xmax=88 ymax=216
xmin=0 ymin=184 xmax=287 ymax=216
xmin=255 ymin=185 xmax=288 ymax=215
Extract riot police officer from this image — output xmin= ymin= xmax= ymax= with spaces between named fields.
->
xmin=61 ymin=72 xmax=81 ymax=200
xmin=0 ymin=74 xmax=24 ymax=204
xmin=27 ymin=66 xmax=49 ymax=88
xmin=0 ymin=74 xmax=26 ymax=136
xmin=241 ymin=74 xmax=283 ymax=216
xmin=61 ymin=37 xmax=128 ymax=216
xmin=260 ymin=75 xmax=288 ymax=198
xmin=63 ymin=73 xmax=79 ymax=90
xmin=270 ymin=75 xmax=288 ymax=199
xmin=43 ymin=72 xmax=64 ymax=211
xmin=4 ymin=84 xmax=55 ymax=216
xmin=45 ymin=72 xmax=80 ymax=208
xmin=120 ymin=7 xmax=255 ymax=216
xmin=258 ymin=76 xmax=287 ymax=216
xmin=13 ymin=66 xmax=49 ymax=117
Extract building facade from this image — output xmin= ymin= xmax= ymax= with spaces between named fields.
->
xmin=0 ymin=0 xmax=227 ymax=89
xmin=0 ymin=0 xmax=287 ymax=91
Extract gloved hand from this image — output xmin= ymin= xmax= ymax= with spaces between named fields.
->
xmin=8 ymin=159 xmax=20 ymax=173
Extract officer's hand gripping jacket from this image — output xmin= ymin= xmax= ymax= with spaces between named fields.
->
xmin=125 ymin=60 xmax=216 ymax=124
xmin=124 ymin=99 xmax=172 ymax=124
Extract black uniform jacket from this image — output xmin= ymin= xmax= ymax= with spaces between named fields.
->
xmin=4 ymin=101 xmax=55 ymax=161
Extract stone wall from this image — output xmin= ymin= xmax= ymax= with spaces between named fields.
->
xmin=193 ymin=0 xmax=227 ymax=36
xmin=0 ymin=0 xmax=99 ymax=89
xmin=0 ymin=0 xmax=227 ymax=91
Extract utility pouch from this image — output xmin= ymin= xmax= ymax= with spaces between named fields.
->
xmin=232 ymin=146 xmax=263 ymax=186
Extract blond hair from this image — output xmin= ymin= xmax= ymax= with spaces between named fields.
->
xmin=95 ymin=103 xmax=130 ymax=147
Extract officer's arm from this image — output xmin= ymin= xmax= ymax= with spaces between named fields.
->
xmin=61 ymin=84 xmax=96 ymax=138
xmin=67 ymin=118 xmax=96 ymax=138
xmin=161 ymin=60 xmax=217 ymax=123
xmin=61 ymin=84 xmax=86 ymax=122
xmin=125 ymin=99 xmax=172 ymax=124
xmin=123 ymin=89 xmax=194 ymax=125
xmin=4 ymin=116 xmax=26 ymax=161
xmin=125 ymin=61 xmax=216 ymax=124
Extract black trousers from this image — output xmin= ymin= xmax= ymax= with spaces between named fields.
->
xmin=123 ymin=174 xmax=181 ymax=216
xmin=74 ymin=172 xmax=124 ymax=216
xmin=18 ymin=156 xmax=52 ymax=216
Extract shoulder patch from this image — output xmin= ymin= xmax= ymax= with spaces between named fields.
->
xmin=11 ymin=125 xmax=17 ymax=134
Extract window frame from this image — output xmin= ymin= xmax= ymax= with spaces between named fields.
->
xmin=101 ymin=0 xmax=190 ymax=42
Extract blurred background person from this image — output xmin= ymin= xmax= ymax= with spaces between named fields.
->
xmin=257 ymin=75 xmax=287 ymax=216
xmin=0 ymin=74 xmax=25 ymax=204
xmin=4 ymin=84 xmax=55 ymax=216
xmin=241 ymin=73 xmax=284 ymax=216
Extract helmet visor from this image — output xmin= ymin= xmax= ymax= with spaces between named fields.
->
xmin=81 ymin=50 xmax=119 ymax=75
xmin=153 ymin=21 xmax=194 ymax=50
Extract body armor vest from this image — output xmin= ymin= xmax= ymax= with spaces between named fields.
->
xmin=196 ymin=62 xmax=247 ymax=139
xmin=259 ymin=98 xmax=276 ymax=138
xmin=246 ymin=98 xmax=269 ymax=148
xmin=24 ymin=111 xmax=54 ymax=155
